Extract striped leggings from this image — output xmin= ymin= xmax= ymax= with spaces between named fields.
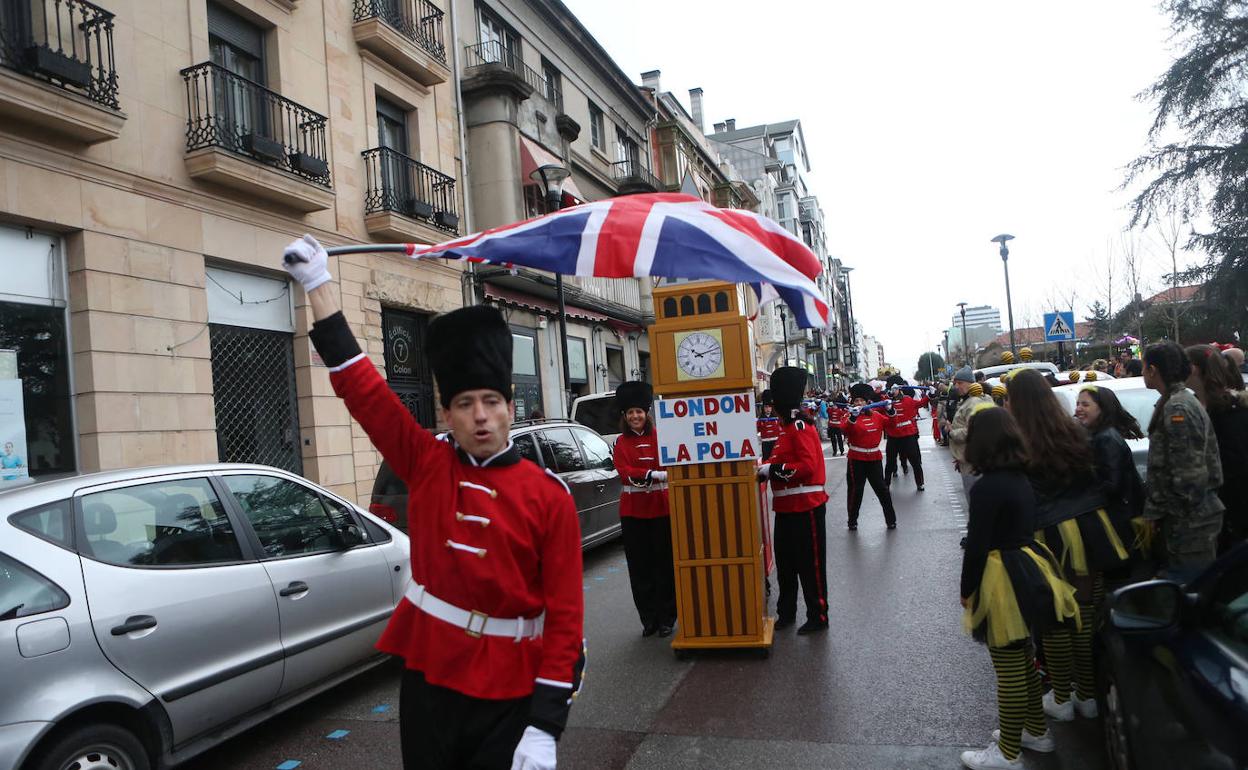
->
xmin=1043 ymin=574 xmax=1105 ymax=703
xmin=988 ymin=642 xmax=1046 ymax=761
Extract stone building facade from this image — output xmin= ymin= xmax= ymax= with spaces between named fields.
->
xmin=0 ymin=0 xmax=466 ymax=504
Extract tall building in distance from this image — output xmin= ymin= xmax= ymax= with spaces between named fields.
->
xmin=950 ymin=305 xmax=1003 ymax=333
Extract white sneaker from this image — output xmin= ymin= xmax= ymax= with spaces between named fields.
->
xmin=992 ymin=727 xmax=1057 ymax=753
xmin=1073 ymin=692 xmax=1099 ymax=718
xmin=960 ymin=741 xmax=1023 ymax=769
xmin=1043 ymin=690 xmax=1075 ymax=721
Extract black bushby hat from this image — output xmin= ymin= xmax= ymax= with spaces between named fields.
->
xmin=428 ymin=305 xmax=512 ymax=407
xmin=885 ymin=373 xmax=905 ymax=389
xmin=849 ymin=383 xmax=876 ymax=402
xmin=615 ymin=381 xmax=653 ymax=413
xmin=760 ymin=389 xmax=774 ymax=406
xmin=770 ymin=367 xmax=808 ymax=411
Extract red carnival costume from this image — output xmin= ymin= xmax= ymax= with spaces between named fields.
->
xmin=833 ymin=383 xmax=899 ymax=529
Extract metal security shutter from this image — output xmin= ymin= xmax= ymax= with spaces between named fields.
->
xmin=207 ymin=3 xmax=265 ymax=59
xmin=209 ymin=324 xmax=302 ymax=474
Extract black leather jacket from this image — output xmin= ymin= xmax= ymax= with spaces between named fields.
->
xmin=1090 ymin=427 xmax=1143 ymax=524
xmin=1030 ymin=471 xmax=1107 ymax=531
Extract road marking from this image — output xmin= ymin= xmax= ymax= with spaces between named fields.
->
xmin=276 ymin=762 xmax=302 ymax=770
xmin=372 ymin=704 xmax=390 ymax=713
xmin=326 ymin=730 xmax=350 ymax=740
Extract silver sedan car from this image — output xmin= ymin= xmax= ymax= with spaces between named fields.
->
xmin=0 ymin=464 xmax=410 ymax=770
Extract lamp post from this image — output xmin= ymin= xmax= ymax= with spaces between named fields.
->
xmin=778 ymin=305 xmax=789 ymax=365
xmin=991 ymin=234 xmax=1017 ymax=357
xmin=530 ymin=163 xmax=572 ymax=415
xmin=957 ymin=301 xmax=970 ymax=366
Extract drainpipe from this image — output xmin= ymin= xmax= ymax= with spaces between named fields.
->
xmin=450 ymin=0 xmax=477 ymax=307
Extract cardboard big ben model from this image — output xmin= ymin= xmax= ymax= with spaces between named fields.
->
xmin=650 ymin=281 xmax=774 ymax=653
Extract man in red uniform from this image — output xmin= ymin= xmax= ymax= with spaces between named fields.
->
xmin=833 ymin=383 xmax=898 ymax=531
xmin=884 ymin=385 xmax=929 ymax=491
xmin=611 ymin=381 xmax=676 ymax=638
xmin=283 ymin=235 xmax=583 ymax=770
xmin=757 ymin=389 xmax=783 ymax=460
xmin=757 ymin=366 xmax=830 ymax=634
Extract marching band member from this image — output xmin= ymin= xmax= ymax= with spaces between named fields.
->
xmin=833 ymin=383 xmax=899 ymax=531
xmin=283 ymin=235 xmax=583 ymax=770
xmin=612 ymin=381 xmax=677 ymax=638
xmin=758 ymin=366 xmax=830 ymax=634
xmin=757 ymin=389 xmax=784 ymax=461
xmin=884 ymin=386 xmax=929 ymax=491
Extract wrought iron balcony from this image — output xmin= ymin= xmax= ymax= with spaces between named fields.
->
xmin=181 ymin=62 xmax=330 ymax=187
xmin=363 ymin=147 xmax=459 ymax=233
xmin=0 ymin=0 xmax=118 ymax=109
xmin=612 ymin=159 xmax=659 ymax=194
xmin=463 ymin=40 xmax=550 ymax=101
xmin=353 ymin=0 xmax=445 ymax=62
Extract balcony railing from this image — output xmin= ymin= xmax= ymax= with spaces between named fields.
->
xmin=464 ymin=40 xmax=547 ymax=94
xmin=363 ymin=146 xmax=459 ymax=232
xmin=181 ymin=62 xmax=330 ymax=187
xmin=611 ymin=159 xmax=659 ymax=192
xmin=352 ymin=0 xmax=446 ymax=63
xmin=0 ymin=0 xmax=118 ymax=109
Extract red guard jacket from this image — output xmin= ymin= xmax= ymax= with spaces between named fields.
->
xmin=884 ymin=395 xmax=928 ymax=439
xmin=765 ymin=419 xmax=829 ymax=512
xmin=312 ymin=314 xmax=583 ymax=737
xmin=757 ymin=416 xmax=783 ymax=442
xmin=612 ymin=427 xmax=669 ymax=519
xmin=833 ymin=409 xmax=891 ymax=461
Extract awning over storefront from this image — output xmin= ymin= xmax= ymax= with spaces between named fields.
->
xmin=519 ymin=135 xmax=587 ymax=204
xmin=484 ymin=284 xmax=609 ymax=323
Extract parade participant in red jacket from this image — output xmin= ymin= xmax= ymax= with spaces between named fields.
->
xmin=833 ymin=383 xmax=899 ymax=531
xmin=757 ymin=389 xmax=783 ymax=460
xmin=884 ymin=386 xmax=929 ymax=491
xmin=283 ymin=235 xmax=582 ymax=770
xmin=758 ymin=366 xmax=830 ymax=635
xmin=612 ymin=381 xmax=676 ymax=638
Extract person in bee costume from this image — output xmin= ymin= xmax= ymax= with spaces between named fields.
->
xmin=758 ymin=366 xmax=830 ymax=634
xmin=282 ymin=236 xmax=583 ymax=770
xmin=612 ymin=381 xmax=677 ymax=638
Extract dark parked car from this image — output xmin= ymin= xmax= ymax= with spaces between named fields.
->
xmin=1099 ymin=544 xmax=1248 ymax=770
xmin=369 ymin=419 xmax=622 ymax=548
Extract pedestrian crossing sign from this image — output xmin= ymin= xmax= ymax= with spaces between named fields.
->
xmin=1043 ymin=311 xmax=1076 ymax=342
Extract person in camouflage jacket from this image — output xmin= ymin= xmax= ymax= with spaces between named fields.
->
xmin=1142 ymin=342 xmax=1225 ymax=575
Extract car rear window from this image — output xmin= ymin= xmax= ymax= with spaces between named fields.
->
xmin=573 ymin=397 xmax=619 ymax=437
xmin=539 ymin=429 xmax=587 ymax=473
xmin=9 ymin=499 xmax=73 ymax=548
xmin=0 ymin=553 xmax=69 ymax=620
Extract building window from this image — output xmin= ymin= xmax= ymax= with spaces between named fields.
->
xmin=477 ymin=4 xmax=519 ymax=66
xmin=567 ymin=337 xmax=588 ymax=385
xmin=588 ymin=102 xmax=604 ymax=150
xmin=208 ymin=3 xmax=266 ymax=84
xmin=776 ymin=197 xmax=788 ymax=221
xmin=541 ymin=58 xmax=561 ymax=106
xmin=511 ymin=329 xmax=542 ymax=420
xmin=615 ymin=126 xmax=639 ymax=166
xmin=605 ymin=346 xmax=624 ymax=390
xmin=524 ymin=184 xmax=545 ymax=218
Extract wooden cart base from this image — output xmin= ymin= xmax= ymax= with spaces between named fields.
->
xmin=671 ymin=616 xmax=775 ymax=659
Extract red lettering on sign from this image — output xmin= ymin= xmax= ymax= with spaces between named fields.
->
xmin=676 ymin=445 xmax=691 ymax=462
xmin=704 ymin=397 xmax=719 ymax=416
xmin=711 ymin=443 xmax=725 ymax=460
xmin=674 ymin=400 xmax=688 ymax=417
xmin=704 ymin=422 xmax=718 ymax=436
xmin=734 ymin=394 xmax=751 ymax=413
xmin=739 ymin=439 xmax=756 ymax=458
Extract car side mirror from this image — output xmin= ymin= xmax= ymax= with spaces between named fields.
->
xmin=1109 ymin=580 xmax=1185 ymax=632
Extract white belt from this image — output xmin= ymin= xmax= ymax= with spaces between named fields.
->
xmin=894 ymin=420 xmax=913 ymax=428
xmin=404 ymin=582 xmax=544 ymax=640
xmin=622 ymin=483 xmax=668 ymax=493
xmin=848 ymin=445 xmax=880 ymax=454
xmin=773 ymin=484 xmax=825 ymax=498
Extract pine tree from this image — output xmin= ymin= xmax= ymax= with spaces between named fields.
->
xmin=1126 ymin=1 xmax=1248 ymax=337
xmin=916 ymin=351 xmax=945 ymax=381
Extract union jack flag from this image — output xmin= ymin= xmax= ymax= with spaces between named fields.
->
xmin=403 ymin=193 xmax=829 ymax=329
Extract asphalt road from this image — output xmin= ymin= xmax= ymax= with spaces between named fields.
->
xmin=182 ymin=426 xmax=1107 ymax=770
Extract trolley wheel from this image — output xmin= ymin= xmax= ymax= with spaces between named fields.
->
xmin=674 ymin=648 xmax=691 ymax=661
xmin=756 ymin=646 xmax=771 ymax=660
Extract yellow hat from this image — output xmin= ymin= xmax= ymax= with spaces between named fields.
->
xmin=1000 ymin=351 xmax=1015 ymax=364
xmin=991 ymin=384 xmax=1007 ymax=398
xmin=1068 ymin=371 xmax=1080 ymax=382
xmin=968 ymin=383 xmax=984 ymax=397
xmin=1085 ymin=371 xmax=1098 ymax=381
xmin=1020 ymin=347 xmax=1033 ymax=362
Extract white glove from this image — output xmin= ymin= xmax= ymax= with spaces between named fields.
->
xmin=510 ymin=726 xmax=556 ymax=770
xmin=649 ymin=470 xmax=668 ymax=482
xmin=281 ymin=234 xmax=332 ymax=292
xmin=756 ymin=463 xmax=771 ymax=480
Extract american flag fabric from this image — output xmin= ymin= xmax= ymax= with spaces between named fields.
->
xmin=403 ymin=193 xmax=829 ymax=329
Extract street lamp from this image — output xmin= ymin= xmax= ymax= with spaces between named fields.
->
xmin=956 ymin=301 xmax=970 ymax=366
xmin=530 ymin=163 xmax=572 ymax=415
xmin=991 ymin=234 xmax=1017 ymax=357
xmin=778 ymin=304 xmax=789 ymax=365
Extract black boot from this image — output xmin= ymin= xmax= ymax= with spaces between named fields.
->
xmin=797 ymin=619 xmax=828 ymax=635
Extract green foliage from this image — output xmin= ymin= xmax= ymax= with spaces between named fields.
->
xmin=1127 ymin=1 xmax=1248 ymax=334
xmin=1087 ymin=300 xmax=1112 ymax=341
xmin=915 ymin=351 xmax=945 ymax=381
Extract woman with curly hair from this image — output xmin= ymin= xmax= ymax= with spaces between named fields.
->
xmin=959 ymin=406 xmax=1078 ymax=769
xmin=1006 ymin=369 xmax=1130 ymax=723
xmin=1185 ymin=344 xmax=1245 ymax=552
xmin=1142 ymin=342 xmax=1224 ymax=576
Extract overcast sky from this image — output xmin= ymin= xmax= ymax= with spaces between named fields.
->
xmin=561 ymin=0 xmax=1186 ymax=375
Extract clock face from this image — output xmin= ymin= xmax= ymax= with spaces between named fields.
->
xmin=676 ymin=330 xmax=724 ymax=379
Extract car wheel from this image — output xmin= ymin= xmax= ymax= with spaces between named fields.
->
xmin=34 ymin=723 xmax=151 ymax=770
xmin=1102 ymin=668 xmax=1133 ymax=770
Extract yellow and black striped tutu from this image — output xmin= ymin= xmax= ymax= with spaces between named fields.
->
xmin=1036 ymin=508 xmax=1131 ymax=577
xmin=963 ymin=543 xmax=1080 ymax=647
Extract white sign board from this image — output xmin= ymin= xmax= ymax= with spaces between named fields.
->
xmin=654 ymin=391 xmax=759 ymax=466
xmin=0 ymin=379 xmax=30 ymax=488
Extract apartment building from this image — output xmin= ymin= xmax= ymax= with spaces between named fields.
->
xmin=0 ymin=0 xmax=466 ymax=504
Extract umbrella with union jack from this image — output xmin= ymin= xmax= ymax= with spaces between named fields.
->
xmin=326 ymin=193 xmax=829 ymax=329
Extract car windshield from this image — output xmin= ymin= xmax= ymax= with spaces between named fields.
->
xmin=1057 ymin=386 xmax=1157 ymax=435
xmin=573 ymin=397 xmax=619 ymax=437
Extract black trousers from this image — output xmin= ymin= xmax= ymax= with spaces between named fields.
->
xmin=884 ymin=435 xmax=924 ymax=487
xmin=400 ymin=669 xmax=529 ymax=769
xmin=774 ymin=504 xmax=828 ymax=623
xmin=620 ymin=515 xmax=677 ymax=628
xmin=827 ymin=426 xmax=844 ymax=455
xmin=761 ymin=438 xmax=777 ymax=461
xmin=847 ymin=458 xmax=897 ymax=527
